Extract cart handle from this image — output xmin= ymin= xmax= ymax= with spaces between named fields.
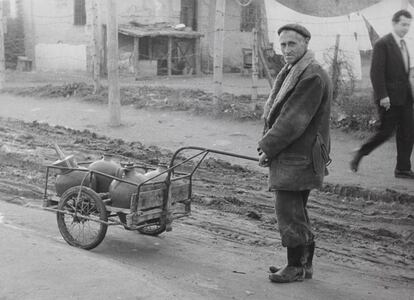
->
xmin=168 ymin=146 xmax=259 ymax=171
xmin=160 ymin=146 xmax=260 ymax=230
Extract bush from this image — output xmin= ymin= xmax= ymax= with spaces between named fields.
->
xmin=332 ymin=88 xmax=379 ymax=132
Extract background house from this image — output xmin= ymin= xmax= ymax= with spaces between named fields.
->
xmin=20 ymin=0 xmax=200 ymax=74
xmin=197 ymin=0 xmax=268 ymax=73
xmin=15 ymin=0 xmax=414 ymax=77
xmin=18 ymin=0 xmax=265 ymax=75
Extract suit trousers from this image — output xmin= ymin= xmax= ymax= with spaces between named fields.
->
xmin=274 ymin=190 xmax=314 ymax=248
xmin=358 ymin=100 xmax=414 ymax=171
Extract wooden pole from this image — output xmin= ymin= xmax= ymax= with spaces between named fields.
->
xmin=148 ymin=38 xmax=153 ymax=59
xmin=106 ymin=0 xmax=120 ymax=126
xmin=91 ymin=0 xmax=101 ymax=93
xmin=167 ymin=36 xmax=172 ymax=76
xmin=256 ymin=19 xmax=273 ymax=87
xmin=331 ymin=34 xmax=341 ymax=101
xmin=101 ymin=25 xmax=107 ymax=76
xmin=195 ymin=37 xmax=201 ymax=75
xmin=24 ymin=0 xmax=36 ymax=70
xmin=0 ymin=1 xmax=5 ymax=90
xmin=251 ymin=28 xmax=259 ymax=101
xmin=213 ymin=0 xmax=225 ymax=106
xmin=133 ymin=37 xmax=139 ymax=79
xmin=258 ymin=46 xmax=273 ymax=88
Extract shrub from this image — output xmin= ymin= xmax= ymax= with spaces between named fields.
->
xmin=332 ymin=88 xmax=379 ymax=132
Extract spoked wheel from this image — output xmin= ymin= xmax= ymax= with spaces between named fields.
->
xmin=57 ymin=186 xmax=108 ymax=250
xmin=137 ymin=219 xmax=166 ymax=236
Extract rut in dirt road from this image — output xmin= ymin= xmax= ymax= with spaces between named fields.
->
xmin=0 ymin=117 xmax=412 ymax=281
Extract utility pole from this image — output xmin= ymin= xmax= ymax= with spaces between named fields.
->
xmin=213 ymin=0 xmax=225 ymax=107
xmin=0 ymin=0 xmax=5 ymax=90
xmin=106 ymin=0 xmax=121 ymax=126
xmin=251 ymin=28 xmax=259 ymax=101
xmin=91 ymin=0 xmax=101 ymax=93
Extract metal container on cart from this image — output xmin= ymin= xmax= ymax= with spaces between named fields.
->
xmin=53 ymin=155 xmax=92 ymax=196
xmin=109 ymin=165 xmax=146 ymax=209
xmin=88 ymin=154 xmax=122 ymax=193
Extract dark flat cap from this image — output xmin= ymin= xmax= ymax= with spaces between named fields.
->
xmin=277 ymin=23 xmax=311 ymax=39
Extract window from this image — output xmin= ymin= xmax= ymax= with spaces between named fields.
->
xmin=240 ymin=3 xmax=258 ymax=32
xmin=74 ymin=0 xmax=86 ymax=26
xmin=180 ymin=0 xmax=197 ymax=30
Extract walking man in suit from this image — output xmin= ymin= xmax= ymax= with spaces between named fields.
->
xmin=350 ymin=10 xmax=414 ymax=179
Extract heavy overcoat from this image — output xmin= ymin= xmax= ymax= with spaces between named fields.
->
xmin=258 ymin=62 xmax=332 ymax=191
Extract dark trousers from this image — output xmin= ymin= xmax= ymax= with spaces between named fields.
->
xmin=359 ymin=101 xmax=414 ymax=171
xmin=274 ymin=190 xmax=314 ymax=248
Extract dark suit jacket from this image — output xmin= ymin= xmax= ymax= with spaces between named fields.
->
xmin=370 ymin=33 xmax=412 ymax=106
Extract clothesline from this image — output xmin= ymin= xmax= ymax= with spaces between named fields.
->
xmin=264 ymin=0 xmax=414 ymax=80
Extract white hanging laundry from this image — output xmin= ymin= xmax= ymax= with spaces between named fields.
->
xmin=264 ymin=0 xmax=365 ymax=79
xmin=349 ymin=12 xmax=372 ymax=51
xmin=361 ymin=0 xmax=414 ymax=67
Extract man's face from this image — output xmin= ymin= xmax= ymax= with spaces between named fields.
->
xmin=279 ymin=30 xmax=309 ymax=65
xmin=393 ymin=16 xmax=411 ymax=38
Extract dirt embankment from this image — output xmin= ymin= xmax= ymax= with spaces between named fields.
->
xmin=1 ymin=83 xmax=265 ymax=121
xmin=0 ymin=82 xmax=382 ymax=133
xmin=0 ymin=117 xmax=413 ymax=281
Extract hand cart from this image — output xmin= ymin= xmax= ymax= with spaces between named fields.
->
xmin=43 ymin=146 xmax=258 ymax=250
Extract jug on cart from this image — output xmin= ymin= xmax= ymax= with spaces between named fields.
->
xmin=109 ymin=165 xmax=168 ymax=209
xmin=88 ymin=154 xmax=121 ymax=193
xmin=52 ymin=144 xmax=92 ymax=196
xmin=109 ymin=165 xmax=146 ymax=209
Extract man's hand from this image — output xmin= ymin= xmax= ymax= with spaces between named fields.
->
xmin=379 ymin=97 xmax=391 ymax=111
xmin=259 ymin=152 xmax=270 ymax=167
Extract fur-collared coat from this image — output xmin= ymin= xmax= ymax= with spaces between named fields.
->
xmin=258 ymin=61 xmax=332 ymax=191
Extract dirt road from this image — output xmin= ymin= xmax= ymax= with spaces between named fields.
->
xmin=0 ymin=93 xmax=413 ymax=197
xmin=0 ymin=202 xmax=197 ymax=300
xmin=0 ymin=200 xmax=412 ymax=300
xmin=0 ymin=115 xmax=413 ymax=299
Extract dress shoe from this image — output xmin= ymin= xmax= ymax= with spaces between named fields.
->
xmin=394 ymin=170 xmax=414 ymax=179
xmin=268 ymin=266 xmax=305 ymax=283
xmin=350 ymin=151 xmax=363 ymax=172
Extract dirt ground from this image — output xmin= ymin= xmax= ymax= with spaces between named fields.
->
xmin=2 ymin=200 xmax=411 ymax=300
xmin=0 ymin=115 xmax=413 ymax=297
xmin=1 ymin=92 xmax=413 ymax=198
xmin=0 ymin=71 xmax=413 ymax=298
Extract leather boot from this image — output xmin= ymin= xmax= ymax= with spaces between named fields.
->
xmin=268 ymin=246 xmax=305 ymax=283
xmin=269 ymin=242 xmax=315 ymax=279
xmin=303 ymin=242 xmax=315 ymax=279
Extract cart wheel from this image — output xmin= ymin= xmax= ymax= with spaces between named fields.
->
xmin=57 ymin=186 xmax=108 ymax=250
xmin=137 ymin=219 xmax=166 ymax=236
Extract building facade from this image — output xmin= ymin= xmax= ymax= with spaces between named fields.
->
xmin=20 ymin=0 xmax=264 ymax=74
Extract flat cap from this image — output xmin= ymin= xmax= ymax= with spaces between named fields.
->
xmin=277 ymin=23 xmax=311 ymax=39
